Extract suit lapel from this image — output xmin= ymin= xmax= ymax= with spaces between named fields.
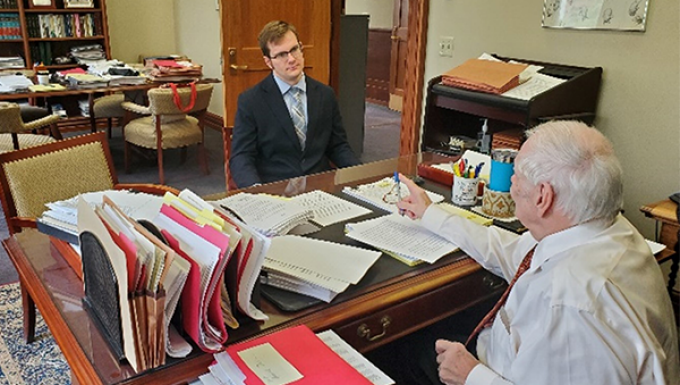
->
xmin=262 ymin=74 xmax=302 ymax=151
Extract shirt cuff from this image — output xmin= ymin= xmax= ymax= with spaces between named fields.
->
xmin=421 ymin=204 xmax=453 ymax=234
xmin=466 ymin=364 xmax=499 ymax=385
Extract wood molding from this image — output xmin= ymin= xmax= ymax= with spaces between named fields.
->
xmin=205 ymin=111 xmax=224 ymax=131
xmin=399 ymin=0 xmax=429 ymax=156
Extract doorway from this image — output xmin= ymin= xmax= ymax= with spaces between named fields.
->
xmin=345 ymin=0 xmax=404 ymax=163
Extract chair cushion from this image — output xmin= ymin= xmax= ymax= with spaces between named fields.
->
xmin=124 ymin=116 xmax=202 ymax=150
xmin=93 ymin=94 xmax=125 ymax=118
xmin=19 ymin=105 xmax=51 ymax=122
xmin=0 ymin=134 xmax=56 ymax=153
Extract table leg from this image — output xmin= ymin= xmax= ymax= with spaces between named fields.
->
xmin=20 ymin=280 xmax=35 ymax=343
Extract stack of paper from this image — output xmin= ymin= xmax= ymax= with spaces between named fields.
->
xmin=343 ymin=177 xmax=445 ymax=214
xmin=197 ymin=325 xmax=393 ymax=385
xmin=262 ymin=235 xmax=381 ymax=302
xmin=292 ymin=190 xmax=372 ymax=227
xmin=212 ymin=193 xmax=314 ymax=236
xmin=0 ymin=74 xmax=32 ymax=93
xmin=37 ymin=189 xmax=165 ymax=245
xmin=346 ymin=214 xmax=459 ymax=265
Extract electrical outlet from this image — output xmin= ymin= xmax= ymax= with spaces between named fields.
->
xmin=439 ymin=36 xmax=454 ymax=57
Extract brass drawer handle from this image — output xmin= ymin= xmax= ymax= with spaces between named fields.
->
xmin=229 ymin=64 xmax=248 ymax=71
xmin=357 ymin=316 xmax=392 ymax=342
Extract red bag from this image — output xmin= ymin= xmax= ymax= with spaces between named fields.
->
xmin=163 ymin=82 xmax=196 ymax=113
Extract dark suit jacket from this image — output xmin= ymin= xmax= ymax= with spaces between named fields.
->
xmin=230 ymin=74 xmax=360 ymax=187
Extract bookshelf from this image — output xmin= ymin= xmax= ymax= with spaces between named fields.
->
xmin=0 ymin=0 xmax=109 ymax=71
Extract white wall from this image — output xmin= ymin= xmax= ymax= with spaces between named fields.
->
xmin=107 ymin=0 xmax=177 ymax=63
xmin=345 ymin=0 xmax=394 ymax=29
xmin=424 ymin=0 xmax=680 ymax=238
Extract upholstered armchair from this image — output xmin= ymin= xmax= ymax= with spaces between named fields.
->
xmin=121 ymin=83 xmax=213 ymax=184
xmin=0 ymin=102 xmax=62 ymax=153
xmin=91 ymin=93 xmax=125 ymax=137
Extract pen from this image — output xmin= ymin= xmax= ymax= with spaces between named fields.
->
xmin=394 ymin=171 xmax=405 ymax=216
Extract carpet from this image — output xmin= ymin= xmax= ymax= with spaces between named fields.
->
xmin=0 ymin=283 xmax=70 ymax=385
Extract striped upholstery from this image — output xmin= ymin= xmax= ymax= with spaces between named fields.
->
xmin=125 ymin=115 xmax=202 ymax=149
xmin=93 ymin=93 xmax=125 ymax=118
xmin=0 ymin=134 xmax=55 ymax=153
xmin=2 ymin=140 xmax=114 ymax=219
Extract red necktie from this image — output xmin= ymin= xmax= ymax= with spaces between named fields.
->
xmin=466 ymin=246 xmax=536 ymax=347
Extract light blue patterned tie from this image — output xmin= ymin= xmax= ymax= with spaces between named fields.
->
xmin=287 ymin=87 xmax=306 ymax=150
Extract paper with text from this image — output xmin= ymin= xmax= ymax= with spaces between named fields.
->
xmin=343 ymin=177 xmax=445 ymax=213
xmin=318 ymin=330 xmax=395 ymax=385
xmin=238 ymin=343 xmax=303 ymax=385
xmin=346 ymin=214 xmax=458 ymax=264
xmin=292 ymin=190 xmax=372 ymax=227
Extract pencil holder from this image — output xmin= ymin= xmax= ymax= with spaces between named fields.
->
xmin=452 ymin=175 xmax=479 ymax=206
xmin=488 ymin=149 xmax=518 ymax=192
xmin=482 ymin=186 xmax=515 ymax=218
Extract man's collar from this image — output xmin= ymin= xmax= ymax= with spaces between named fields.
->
xmin=532 ymin=217 xmax=613 ymax=267
xmin=273 ymin=73 xmax=307 ymax=95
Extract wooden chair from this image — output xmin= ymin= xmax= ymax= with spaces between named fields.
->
xmin=0 ymin=102 xmax=62 ymax=153
xmin=122 ymin=83 xmax=213 ymax=185
xmin=222 ymin=125 xmax=238 ymax=191
xmin=0 ymin=132 xmax=178 ymax=342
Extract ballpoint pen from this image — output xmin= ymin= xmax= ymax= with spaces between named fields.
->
xmin=394 ymin=171 xmax=405 ymax=216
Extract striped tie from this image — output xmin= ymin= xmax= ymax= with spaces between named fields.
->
xmin=465 ymin=246 xmax=536 ymax=347
xmin=287 ymin=87 xmax=306 ymax=150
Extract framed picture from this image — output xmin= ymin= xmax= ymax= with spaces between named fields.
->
xmin=542 ymin=0 xmax=649 ymax=31
xmin=64 ymin=0 xmax=95 ymax=9
xmin=28 ymin=0 xmax=56 ymax=9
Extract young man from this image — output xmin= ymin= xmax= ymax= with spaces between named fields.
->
xmin=396 ymin=120 xmax=679 ymax=385
xmin=229 ymin=21 xmax=360 ymax=188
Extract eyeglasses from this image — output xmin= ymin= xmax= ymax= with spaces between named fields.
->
xmin=382 ymin=182 xmax=404 ymax=204
xmin=270 ymin=44 xmax=303 ymax=60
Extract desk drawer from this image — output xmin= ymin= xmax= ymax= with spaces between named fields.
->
xmin=335 ymin=269 xmax=504 ymax=353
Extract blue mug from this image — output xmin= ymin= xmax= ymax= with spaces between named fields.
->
xmin=488 ymin=159 xmax=514 ymax=192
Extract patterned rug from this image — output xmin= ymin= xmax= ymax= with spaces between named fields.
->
xmin=0 ymin=283 xmax=70 ymax=385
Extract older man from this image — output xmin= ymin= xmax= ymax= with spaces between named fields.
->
xmin=396 ymin=121 xmax=679 ymax=385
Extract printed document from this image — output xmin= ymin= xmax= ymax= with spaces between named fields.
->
xmin=346 ymin=214 xmax=458 ymax=264
xmin=292 ymin=190 xmax=372 ymax=227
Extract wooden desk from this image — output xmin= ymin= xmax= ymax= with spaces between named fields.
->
xmin=3 ymin=153 xmax=504 ymax=385
xmin=640 ymin=199 xmax=679 ymax=324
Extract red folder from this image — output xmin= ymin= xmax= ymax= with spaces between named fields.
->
xmin=226 ymin=325 xmax=371 ymax=385
xmin=159 ymin=204 xmax=231 ymax=342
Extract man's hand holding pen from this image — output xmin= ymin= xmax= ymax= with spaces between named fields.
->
xmin=396 ymin=173 xmax=433 ymax=220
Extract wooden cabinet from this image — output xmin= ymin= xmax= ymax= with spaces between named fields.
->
xmin=422 ymin=56 xmax=602 ymax=154
xmin=0 ymin=0 xmax=109 ymax=71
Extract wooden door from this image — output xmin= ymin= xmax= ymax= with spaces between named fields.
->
xmin=389 ymin=0 xmax=408 ymax=111
xmin=219 ymin=0 xmax=331 ymax=128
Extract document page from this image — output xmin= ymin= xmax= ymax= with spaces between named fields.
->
xmin=293 ymin=190 xmax=371 ymax=227
xmin=317 ymin=330 xmax=395 ymax=385
xmin=502 ymin=72 xmax=565 ymax=101
xmin=346 ymin=214 xmax=458 ymax=264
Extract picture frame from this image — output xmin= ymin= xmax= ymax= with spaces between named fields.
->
xmin=542 ymin=0 xmax=649 ymax=32
xmin=28 ymin=0 xmax=56 ymax=9
xmin=64 ymin=0 xmax=95 ymax=9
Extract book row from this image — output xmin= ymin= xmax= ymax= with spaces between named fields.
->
xmin=25 ymin=13 xmax=102 ymax=39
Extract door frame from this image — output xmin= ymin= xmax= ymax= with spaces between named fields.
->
xmin=331 ymin=0 xmax=428 ymax=156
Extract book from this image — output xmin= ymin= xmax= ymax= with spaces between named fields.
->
xmin=442 ymin=58 xmax=527 ymax=94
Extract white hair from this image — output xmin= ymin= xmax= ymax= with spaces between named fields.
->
xmin=515 ymin=120 xmax=623 ymax=226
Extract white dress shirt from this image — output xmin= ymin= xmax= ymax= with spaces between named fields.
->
xmin=421 ymin=205 xmax=679 ymax=385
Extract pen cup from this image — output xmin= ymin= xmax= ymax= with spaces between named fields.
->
xmin=452 ymin=175 xmax=479 ymax=206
